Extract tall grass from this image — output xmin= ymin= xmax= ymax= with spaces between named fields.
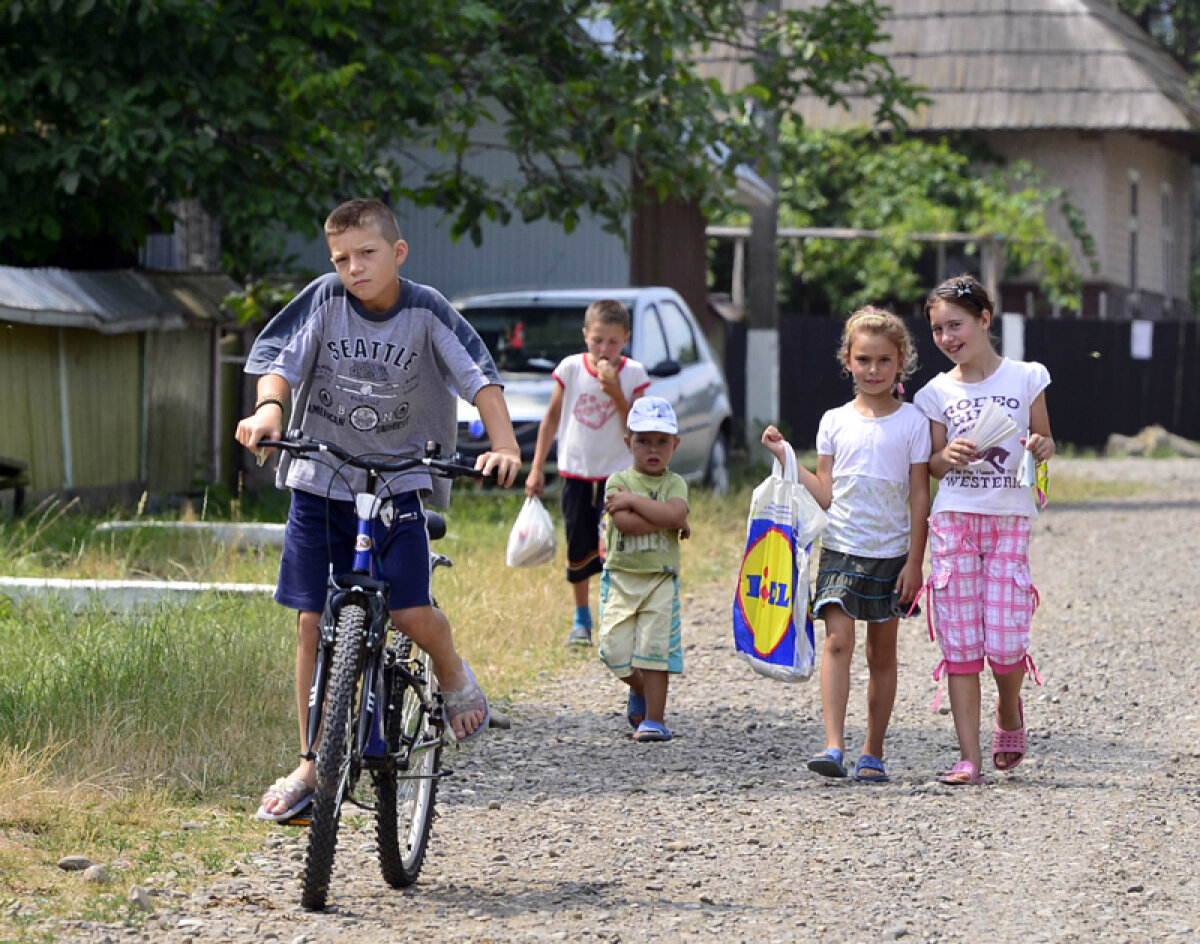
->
xmin=0 ymin=481 xmax=755 ymax=799
xmin=0 ymin=595 xmax=295 ymax=795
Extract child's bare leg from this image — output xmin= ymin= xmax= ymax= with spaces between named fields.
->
xmin=612 ymin=669 xmax=646 ymax=727
xmin=260 ymin=611 xmax=319 ymax=816
xmin=993 ymin=667 xmax=1026 ymax=767
xmin=947 ymin=672 xmax=983 ymax=771
xmin=566 ymin=578 xmax=594 ymax=645
xmin=862 ymin=618 xmax=899 ymax=759
xmin=641 ymin=669 xmax=669 ymax=724
xmin=392 ymin=604 xmax=484 ymax=739
xmin=819 ymin=607 xmax=856 ymax=752
xmin=619 ymin=668 xmax=644 ymax=694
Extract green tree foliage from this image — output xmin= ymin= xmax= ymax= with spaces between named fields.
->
xmin=762 ymin=126 xmax=1097 ymax=316
xmin=1116 ymin=0 xmax=1200 ymax=72
xmin=0 ymin=0 xmax=917 ymax=278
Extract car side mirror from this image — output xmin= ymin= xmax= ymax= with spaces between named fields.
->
xmin=648 ymin=359 xmax=682 ymax=378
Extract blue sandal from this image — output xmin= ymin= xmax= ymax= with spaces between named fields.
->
xmin=632 ymin=720 xmax=672 ymax=742
xmin=806 ymin=748 xmax=847 ymax=778
xmin=854 ymin=753 xmax=890 ymax=784
xmin=626 ymin=691 xmax=646 ymax=729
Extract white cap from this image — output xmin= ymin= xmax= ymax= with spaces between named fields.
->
xmin=627 ymin=396 xmax=678 ymax=434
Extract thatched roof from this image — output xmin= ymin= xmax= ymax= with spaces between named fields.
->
xmin=703 ymin=0 xmax=1200 ymax=134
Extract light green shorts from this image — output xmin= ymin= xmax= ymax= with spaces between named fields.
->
xmin=597 ymin=570 xmax=682 ymax=678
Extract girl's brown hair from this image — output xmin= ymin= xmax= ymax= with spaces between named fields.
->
xmin=838 ymin=305 xmax=919 ymax=397
xmin=923 ymin=273 xmax=993 ymax=321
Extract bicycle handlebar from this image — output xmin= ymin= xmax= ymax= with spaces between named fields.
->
xmin=257 ymin=430 xmax=485 ymax=480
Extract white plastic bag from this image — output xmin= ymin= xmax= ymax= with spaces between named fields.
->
xmin=506 ymin=497 xmax=557 ymax=567
xmin=732 ymin=442 xmax=828 ymax=682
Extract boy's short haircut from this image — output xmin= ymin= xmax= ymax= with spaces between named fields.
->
xmin=584 ymin=298 xmax=631 ymax=331
xmin=325 ymin=198 xmax=403 ymax=245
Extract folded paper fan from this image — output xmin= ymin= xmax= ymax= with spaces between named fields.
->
xmin=968 ymin=400 xmax=1019 ymax=452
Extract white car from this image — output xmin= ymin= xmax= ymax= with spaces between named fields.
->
xmin=454 ymin=287 xmax=733 ymax=492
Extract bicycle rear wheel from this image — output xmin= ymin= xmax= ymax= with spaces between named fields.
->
xmin=301 ymin=603 xmax=366 ymax=911
xmin=375 ymin=644 xmax=443 ymax=887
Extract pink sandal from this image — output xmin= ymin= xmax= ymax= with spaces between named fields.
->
xmin=991 ymin=698 xmax=1027 ymax=771
xmin=939 ymin=760 xmax=984 ymax=786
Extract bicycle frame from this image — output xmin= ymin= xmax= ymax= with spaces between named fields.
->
xmin=302 ymin=467 xmax=439 ymax=779
xmin=256 ymin=434 xmax=476 ymax=781
xmin=258 ymin=433 xmax=477 ymax=909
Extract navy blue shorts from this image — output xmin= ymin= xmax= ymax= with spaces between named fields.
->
xmin=276 ymin=489 xmax=432 ymax=613
xmin=560 ymin=477 xmax=605 ymax=584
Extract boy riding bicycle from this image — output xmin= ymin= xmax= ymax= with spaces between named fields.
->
xmin=235 ymin=198 xmax=521 ymax=821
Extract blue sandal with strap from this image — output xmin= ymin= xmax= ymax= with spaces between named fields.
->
xmin=854 ymin=753 xmax=890 ymax=784
xmin=806 ymin=748 xmax=847 ymax=778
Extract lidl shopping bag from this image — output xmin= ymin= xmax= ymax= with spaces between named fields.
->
xmin=732 ymin=443 xmax=828 ymax=681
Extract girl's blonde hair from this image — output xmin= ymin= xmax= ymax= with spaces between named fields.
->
xmin=838 ymin=305 xmax=919 ymax=396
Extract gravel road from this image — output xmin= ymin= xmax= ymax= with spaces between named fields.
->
xmin=56 ymin=458 xmax=1200 ymax=944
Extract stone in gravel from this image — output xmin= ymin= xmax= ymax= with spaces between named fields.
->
xmin=57 ymin=855 xmax=95 ymax=871
xmin=128 ymin=886 xmax=154 ymax=912
xmin=82 ymin=865 xmax=107 ymax=884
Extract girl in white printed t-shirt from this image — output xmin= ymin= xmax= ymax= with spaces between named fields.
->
xmin=762 ymin=307 xmax=930 ymax=785
xmin=913 ymin=273 xmax=1055 ymax=787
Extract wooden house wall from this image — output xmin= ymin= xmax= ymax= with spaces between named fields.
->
xmin=146 ymin=326 xmax=213 ymax=493
xmin=1102 ymin=133 xmax=1191 ymax=303
xmin=62 ymin=330 xmax=140 ymax=488
xmin=978 ymin=130 xmax=1192 ymax=312
xmin=0 ymin=322 xmax=63 ymax=491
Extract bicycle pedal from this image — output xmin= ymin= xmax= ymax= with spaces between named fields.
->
xmin=278 ymin=812 xmax=312 ymax=827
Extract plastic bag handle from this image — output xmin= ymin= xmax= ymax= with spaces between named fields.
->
xmin=771 ymin=440 xmax=799 ymax=484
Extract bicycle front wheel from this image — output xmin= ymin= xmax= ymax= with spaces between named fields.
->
xmin=375 ymin=645 xmax=443 ymax=887
xmin=301 ymin=603 xmax=366 ymax=911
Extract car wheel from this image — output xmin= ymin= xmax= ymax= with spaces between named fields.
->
xmin=705 ymin=432 xmax=730 ymax=496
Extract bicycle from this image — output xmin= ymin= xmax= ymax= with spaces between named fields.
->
xmin=257 ymin=431 xmax=484 ymax=911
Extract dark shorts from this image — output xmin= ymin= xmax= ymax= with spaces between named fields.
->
xmin=560 ymin=477 xmax=605 ymax=584
xmin=813 ymin=547 xmax=919 ymax=624
xmin=276 ymin=489 xmax=432 ymax=613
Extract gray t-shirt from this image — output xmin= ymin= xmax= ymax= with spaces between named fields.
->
xmin=245 ymin=273 xmax=499 ymax=506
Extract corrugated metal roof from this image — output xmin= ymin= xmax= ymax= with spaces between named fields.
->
xmin=0 ymin=267 xmax=237 ymax=333
xmin=698 ymin=0 xmax=1200 ymax=134
xmin=143 ymin=271 xmax=240 ymax=324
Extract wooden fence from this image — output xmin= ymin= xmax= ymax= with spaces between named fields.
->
xmin=771 ymin=316 xmax=1199 ymax=451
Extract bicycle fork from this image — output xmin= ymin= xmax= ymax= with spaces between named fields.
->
xmin=303 ymin=576 xmax=391 ymax=764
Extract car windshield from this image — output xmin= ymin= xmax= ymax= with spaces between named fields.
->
xmin=458 ymin=304 xmax=591 ymax=373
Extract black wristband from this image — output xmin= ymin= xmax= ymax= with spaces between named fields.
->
xmin=255 ymin=396 xmax=285 ymax=414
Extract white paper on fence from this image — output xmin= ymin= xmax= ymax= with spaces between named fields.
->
xmin=747 ymin=441 xmax=828 ymax=549
xmin=506 ymin=497 xmax=557 ymax=567
xmin=968 ymin=399 xmax=1020 ymax=453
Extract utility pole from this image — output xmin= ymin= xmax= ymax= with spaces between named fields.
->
xmin=745 ymin=0 xmax=781 ymax=445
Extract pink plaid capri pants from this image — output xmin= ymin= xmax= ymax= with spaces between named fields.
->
xmin=926 ymin=511 xmax=1039 ymax=676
